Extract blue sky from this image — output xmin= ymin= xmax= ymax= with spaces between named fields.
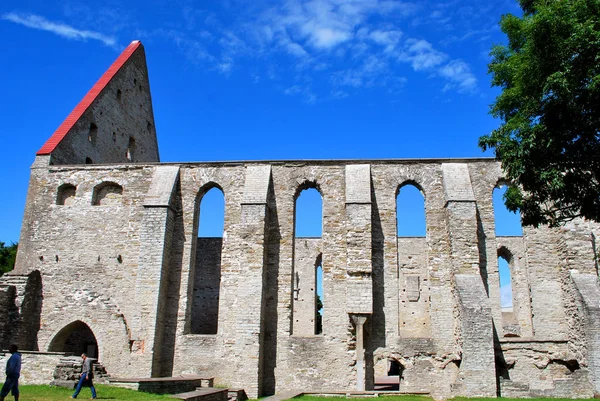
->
xmin=0 ymin=0 xmax=523 ymax=245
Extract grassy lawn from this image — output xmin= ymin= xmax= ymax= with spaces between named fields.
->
xmin=9 ymin=384 xmax=176 ymax=400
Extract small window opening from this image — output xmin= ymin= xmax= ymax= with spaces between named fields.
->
xmin=315 ymin=263 xmax=323 ymax=334
xmin=85 ymin=157 xmax=93 ymax=164
xmin=146 ymin=121 xmax=152 ymax=132
xmin=92 ymin=182 xmax=123 ymax=206
xmin=88 ymin=123 xmax=98 ymax=144
xmin=117 ymin=89 xmax=122 ymax=101
xmin=56 ymin=184 xmax=76 ymax=206
xmin=112 ymin=132 xmax=117 ymax=142
xmin=126 ymin=137 xmax=136 ymax=161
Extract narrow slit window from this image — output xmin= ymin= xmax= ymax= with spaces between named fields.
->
xmin=88 ymin=123 xmax=98 ymax=144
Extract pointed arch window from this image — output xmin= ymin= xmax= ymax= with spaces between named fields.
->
xmin=293 ymin=184 xmax=323 ymax=336
xmin=396 ymin=183 xmax=426 ymax=237
xmin=191 ymin=185 xmax=225 ymax=334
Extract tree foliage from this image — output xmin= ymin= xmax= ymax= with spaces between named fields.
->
xmin=0 ymin=242 xmax=18 ymax=276
xmin=480 ymin=0 xmax=600 ymax=227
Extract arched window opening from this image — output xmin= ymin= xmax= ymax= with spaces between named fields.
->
xmin=92 ymin=182 xmax=123 ymax=206
xmin=57 ymin=184 xmax=76 ymax=206
xmin=48 ymin=321 xmax=98 ymax=359
xmin=293 ymin=184 xmax=323 ymax=336
xmin=493 ymin=185 xmax=523 ymax=236
xmin=315 ymin=262 xmax=323 ymax=335
xmin=397 ymin=183 xmax=426 ymax=237
xmin=191 ymin=185 xmax=225 ymax=335
xmin=88 ymin=123 xmax=97 ymax=144
xmin=198 ymin=187 xmax=225 ymax=238
xmin=126 ymin=137 xmax=136 ymax=161
xmin=295 ymin=187 xmax=322 ymax=238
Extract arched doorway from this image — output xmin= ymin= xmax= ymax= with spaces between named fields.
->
xmin=49 ymin=321 xmax=98 ymax=358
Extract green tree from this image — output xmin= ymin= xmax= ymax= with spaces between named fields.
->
xmin=0 ymin=242 xmax=18 ymax=276
xmin=480 ymin=0 xmax=600 ymax=227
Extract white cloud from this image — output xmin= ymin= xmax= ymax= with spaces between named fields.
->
xmin=399 ymin=38 xmax=447 ymax=71
xmin=283 ymin=84 xmax=317 ymax=103
xmin=260 ymin=0 xmax=415 ymax=51
xmin=2 ymin=12 xmax=117 ymax=47
xmin=439 ymin=59 xmax=477 ymax=93
xmin=286 ymin=42 xmax=309 ymax=57
xmin=310 ymin=27 xmax=350 ymax=49
xmin=369 ymin=29 xmax=403 ymax=48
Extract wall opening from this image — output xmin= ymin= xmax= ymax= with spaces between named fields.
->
xmin=497 ymin=246 xmax=524 ymax=337
xmin=315 ymin=260 xmax=323 ymax=335
xmin=126 ymin=137 xmax=136 ymax=161
xmin=396 ymin=183 xmax=426 ymax=237
xmin=92 ymin=182 xmax=123 ymax=206
xmin=498 ymin=254 xmax=513 ymax=311
xmin=493 ymin=185 xmax=523 ymax=236
xmin=56 ymin=184 xmax=76 ymax=206
xmin=374 ymin=358 xmax=402 ymax=391
xmin=191 ymin=185 xmax=224 ymax=334
xmin=295 ymin=187 xmax=322 ymax=237
xmin=85 ymin=157 xmax=93 ymax=164
xmin=88 ymin=123 xmax=97 ymax=144
xmin=293 ymin=184 xmax=323 ymax=336
xmin=48 ymin=321 xmax=98 ymax=358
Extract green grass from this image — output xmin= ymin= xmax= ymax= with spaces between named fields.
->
xmin=9 ymin=384 xmax=176 ymax=400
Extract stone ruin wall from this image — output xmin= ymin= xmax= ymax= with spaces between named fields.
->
xmin=3 ymin=41 xmax=600 ymax=399
xmin=3 ymin=156 xmax=599 ymax=399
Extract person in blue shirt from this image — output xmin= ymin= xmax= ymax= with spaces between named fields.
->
xmin=0 ymin=344 xmax=21 ymax=401
xmin=70 ymin=353 xmax=96 ymax=399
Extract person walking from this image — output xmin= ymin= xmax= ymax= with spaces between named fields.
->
xmin=70 ymin=353 xmax=96 ymax=399
xmin=0 ymin=344 xmax=21 ymax=401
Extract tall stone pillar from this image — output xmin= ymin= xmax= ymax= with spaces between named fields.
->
xmin=351 ymin=314 xmax=369 ymax=391
xmin=345 ymin=165 xmax=373 ymax=313
xmin=228 ymin=165 xmax=271 ymax=398
xmin=442 ymin=163 xmax=496 ymax=397
xmin=131 ymin=166 xmax=180 ymax=377
xmin=345 ymin=165 xmax=373 ymax=391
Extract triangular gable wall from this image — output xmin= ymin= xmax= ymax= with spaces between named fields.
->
xmin=37 ymin=41 xmax=160 ymax=165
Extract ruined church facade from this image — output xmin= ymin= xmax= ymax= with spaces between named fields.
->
xmin=1 ymin=41 xmax=600 ymax=399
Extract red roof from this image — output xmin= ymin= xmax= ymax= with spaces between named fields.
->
xmin=37 ymin=41 xmax=142 ymax=155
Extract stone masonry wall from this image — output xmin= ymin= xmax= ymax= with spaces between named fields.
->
xmin=13 ymin=157 xmax=600 ymax=398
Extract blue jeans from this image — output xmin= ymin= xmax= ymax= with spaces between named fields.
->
xmin=72 ymin=373 xmax=96 ymax=399
xmin=0 ymin=374 xmax=19 ymax=398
